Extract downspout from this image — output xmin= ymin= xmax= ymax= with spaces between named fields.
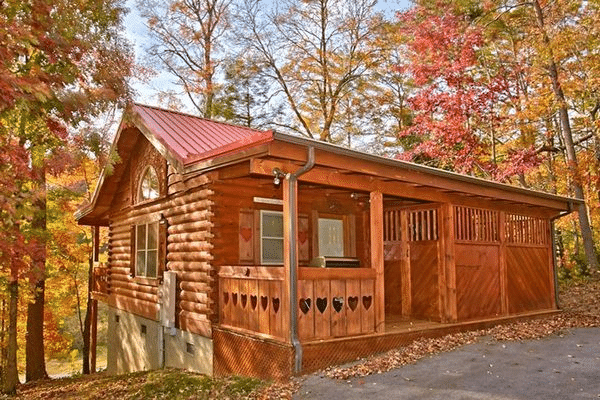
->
xmin=551 ymin=209 xmax=571 ymax=309
xmin=283 ymin=146 xmax=315 ymax=374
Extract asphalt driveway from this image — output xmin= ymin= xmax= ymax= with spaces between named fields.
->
xmin=294 ymin=327 xmax=600 ymax=399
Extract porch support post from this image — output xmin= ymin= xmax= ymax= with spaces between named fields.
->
xmin=441 ymin=204 xmax=457 ymax=322
xmin=282 ymin=146 xmax=314 ymax=374
xmin=400 ymin=210 xmax=411 ymax=318
xmin=499 ymin=211 xmax=508 ymax=315
xmin=370 ymin=191 xmax=385 ymax=332
xmin=282 ymin=178 xmax=294 ymax=344
xmin=93 ymin=225 xmax=100 ymax=263
xmin=91 ymin=226 xmax=100 ymax=373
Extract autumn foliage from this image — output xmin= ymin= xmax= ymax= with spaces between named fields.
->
xmin=0 ymin=0 xmax=132 ymax=391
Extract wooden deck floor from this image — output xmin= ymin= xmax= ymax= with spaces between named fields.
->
xmin=384 ymin=316 xmax=443 ymax=333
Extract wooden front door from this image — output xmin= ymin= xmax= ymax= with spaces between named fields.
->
xmin=383 ymin=208 xmax=409 ymax=318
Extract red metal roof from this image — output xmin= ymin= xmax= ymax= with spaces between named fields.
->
xmin=132 ymin=103 xmax=273 ymax=165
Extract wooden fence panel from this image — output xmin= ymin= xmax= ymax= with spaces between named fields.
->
xmin=455 ymin=244 xmax=501 ymax=320
xmin=410 ymin=242 xmax=439 ymax=321
xmin=506 ymin=246 xmax=552 ymax=313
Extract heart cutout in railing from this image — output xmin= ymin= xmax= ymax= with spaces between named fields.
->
xmin=272 ymin=297 xmax=280 ymax=313
xmin=223 ymin=292 xmax=229 ymax=305
xmin=332 ymin=297 xmax=344 ymax=313
xmin=260 ymin=296 xmax=269 ymax=311
xmin=362 ymin=295 xmax=372 ymax=310
xmin=250 ymin=295 xmax=258 ymax=310
xmin=348 ymin=296 xmax=359 ymax=311
xmin=232 ymin=293 xmax=238 ymax=306
xmin=316 ymin=297 xmax=327 ymax=314
xmin=241 ymin=294 xmax=248 ymax=308
xmin=299 ymin=298 xmax=311 ymax=314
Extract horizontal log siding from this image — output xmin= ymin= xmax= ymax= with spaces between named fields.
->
xmin=166 ymin=172 xmax=215 ymax=337
xmin=106 ymin=159 xmax=216 ymax=336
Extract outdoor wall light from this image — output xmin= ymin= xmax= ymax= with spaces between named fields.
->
xmin=272 ymin=168 xmax=286 ymax=186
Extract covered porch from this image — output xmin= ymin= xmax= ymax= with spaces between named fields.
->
xmin=212 ymin=148 xmax=559 ymax=379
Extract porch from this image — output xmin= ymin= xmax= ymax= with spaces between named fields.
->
xmin=213 ymin=293 xmax=557 ymax=381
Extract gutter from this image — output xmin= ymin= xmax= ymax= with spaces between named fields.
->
xmin=282 ymin=146 xmax=315 ymax=374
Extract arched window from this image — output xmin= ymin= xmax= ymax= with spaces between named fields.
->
xmin=138 ymin=166 xmax=159 ymax=202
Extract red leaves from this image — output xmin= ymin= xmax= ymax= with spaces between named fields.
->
xmin=393 ymin=2 xmax=529 ymax=178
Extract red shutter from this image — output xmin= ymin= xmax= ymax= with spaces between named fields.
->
xmin=298 ymin=215 xmax=309 ymax=263
xmin=130 ymin=225 xmax=136 ymax=277
xmin=239 ymin=210 xmax=255 ymax=264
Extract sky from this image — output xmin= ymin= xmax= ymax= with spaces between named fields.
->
xmin=123 ymin=0 xmax=413 ymax=110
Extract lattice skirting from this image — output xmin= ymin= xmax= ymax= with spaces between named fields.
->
xmin=213 ymin=328 xmax=294 ymax=381
xmin=214 ymin=311 xmax=557 ymax=379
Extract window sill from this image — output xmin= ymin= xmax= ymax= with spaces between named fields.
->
xmin=133 ymin=276 xmax=161 ymax=286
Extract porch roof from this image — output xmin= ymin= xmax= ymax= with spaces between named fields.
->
xmin=76 ymin=104 xmax=581 ymax=225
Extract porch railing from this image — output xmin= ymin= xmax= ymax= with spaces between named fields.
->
xmin=218 ymin=266 xmax=376 ymax=341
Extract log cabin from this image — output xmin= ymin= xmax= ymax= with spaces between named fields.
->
xmin=77 ymin=103 xmax=580 ymax=380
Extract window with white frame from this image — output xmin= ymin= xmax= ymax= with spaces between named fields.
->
xmin=136 ymin=222 xmax=158 ymax=277
xmin=318 ymin=218 xmax=344 ymax=257
xmin=260 ymin=210 xmax=284 ymax=264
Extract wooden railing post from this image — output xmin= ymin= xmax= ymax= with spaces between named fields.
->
xmin=370 ymin=191 xmax=385 ymax=332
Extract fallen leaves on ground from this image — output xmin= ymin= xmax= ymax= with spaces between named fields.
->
xmin=7 ymin=277 xmax=600 ymax=399
xmin=323 ymin=277 xmax=600 ymax=380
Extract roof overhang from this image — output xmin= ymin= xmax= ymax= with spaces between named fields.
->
xmin=77 ymin=105 xmax=580 ymax=226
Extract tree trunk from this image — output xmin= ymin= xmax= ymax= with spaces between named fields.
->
xmin=25 ymin=163 xmax=48 ymax=382
xmin=532 ymin=0 xmax=598 ymax=273
xmin=2 ymin=279 xmax=18 ymax=394
xmin=26 ymin=280 xmax=47 ymax=381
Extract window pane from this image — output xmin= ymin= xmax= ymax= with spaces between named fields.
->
xmin=140 ymin=167 xmax=159 ymax=201
xmin=147 ymin=222 xmax=158 ymax=250
xmin=262 ymin=212 xmax=283 ymax=238
xmin=136 ymin=251 xmax=146 ymax=276
xmin=136 ymin=224 xmax=146 ymax=250
xmin=146 ymin=250 xmax=158 ymax=277
xmin=318 ymin=218 xmax=344 ymax=257
xmin=262 ymin=238 xmax=283 ymax=264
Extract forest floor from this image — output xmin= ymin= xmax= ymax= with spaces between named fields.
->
xmin=6 ymin=276 xmax=600 ymax=400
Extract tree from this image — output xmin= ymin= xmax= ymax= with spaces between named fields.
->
xmin=528 ymin=0 xmax=598 ymax=272
xmin=395 ymin=0 xmax=599 ymax=271
xmin=394 ymin=2 xmax=518 ymax=175
xmin=139 ymin=0 xmax=231 ymax=118
xmin=364 ymin=20 xmax=416 ymax=155
xmin=236 ymin=0 xmax=382 ymax=142
xmin=212 ymin=57 xmax=279 ymax=129
xmin=0 ymin=0 xmax=132 ymax=390
xmin=477 ymin=0 xmax=599 ymax=270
